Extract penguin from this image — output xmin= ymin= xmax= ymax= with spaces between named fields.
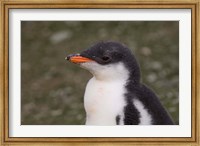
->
xmin=66 ymin=41 xmax=174 ymax=125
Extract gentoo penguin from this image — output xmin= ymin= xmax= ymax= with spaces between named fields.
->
xmin=66 ymin=41 xmax=174 ymax=125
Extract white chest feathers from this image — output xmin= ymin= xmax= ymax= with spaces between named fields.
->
xmin=81 ymin=61 xmax=152 ymax=125
xmin=84 ymin=77 xmax=127 ymax=125
xmin=81 ymin=62 xmax=129 ymax=125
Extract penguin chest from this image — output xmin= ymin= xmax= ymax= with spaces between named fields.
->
xmin=84 ymin=77 xmax=126 ymax=125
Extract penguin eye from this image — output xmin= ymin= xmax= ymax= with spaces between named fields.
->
xmin=102 ymin=56 xmax=111 ymax=62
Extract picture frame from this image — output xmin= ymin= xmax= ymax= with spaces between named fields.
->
xmin=0 ymin=0 xmax=199 ymax=145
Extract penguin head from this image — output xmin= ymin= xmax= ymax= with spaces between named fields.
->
xmin=66 ymin=41 xmax=140 ymax=82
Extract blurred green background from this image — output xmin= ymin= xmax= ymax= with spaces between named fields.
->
xmin=21 ymin=21 xmax=179 ymax=125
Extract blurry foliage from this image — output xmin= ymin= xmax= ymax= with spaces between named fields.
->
xmin=21 ymin=21 xmax=179 ymax=125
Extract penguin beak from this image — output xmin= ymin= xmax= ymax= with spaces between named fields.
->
xmin=65 ymin=54 xmax=93 ymax=63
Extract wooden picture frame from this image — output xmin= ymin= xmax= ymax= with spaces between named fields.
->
xmin=0 ymin=0 xmax=199 ymax=145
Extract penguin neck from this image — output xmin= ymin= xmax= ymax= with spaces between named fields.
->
xmin=92 ymin=71 xmax=129 ymax=82
xmin=90 ymin=62 xmax=130 ymax=82
xmin=123 ymin=58 xmax=141 ymax=86
xmin=128 ymin=68 xmax=141 ymax=85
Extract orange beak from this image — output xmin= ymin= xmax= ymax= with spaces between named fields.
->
xmin=66 ymin=55 xmax=93 ymax=63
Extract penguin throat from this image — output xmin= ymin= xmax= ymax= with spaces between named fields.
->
xmin=81 ymin=62 xmax=130 ymax=82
